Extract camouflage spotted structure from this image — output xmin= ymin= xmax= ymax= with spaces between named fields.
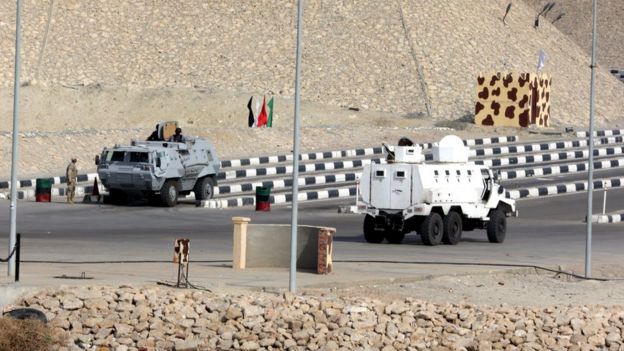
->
xmin=475 ymin=72 xmax=552 ymax=128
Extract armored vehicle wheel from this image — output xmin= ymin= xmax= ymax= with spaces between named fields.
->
xmin=363 ymin=215 xmax=384 ymax=243
xmin=442 ymin=211 xmax=462 ymax=245
xmin=194 ymin=176 xmax=215 ymax=201
xmin=160 ymin=180 xmax=180 ymax=207
xmin=385 ymin=230 xmax=405 ymax=244
xmin=109 ymin=189 xmax=127 ymax=205
xmin=420 ymin=212 xmax=443 ymax=246
xmin=487 ymin=209 xmax=506 ymax=243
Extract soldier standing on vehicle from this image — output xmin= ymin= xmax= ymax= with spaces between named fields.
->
xmin=168 ymin=127 xmax=186 ymax=143
xmin=66 ymin=157 xmax=78 ymax=203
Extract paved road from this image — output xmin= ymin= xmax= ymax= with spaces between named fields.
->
xmin=1 ymin=187 xmax=623 ymax=289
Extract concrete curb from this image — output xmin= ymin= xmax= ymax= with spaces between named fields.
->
xmin=576 ymin=129 xmax=624 ymax=138
xmin=215 ymin=172 xmax=360 ymax=195
xmin=592 ymin=213 xmax=624 ymax=224
xmin=219 ymin=135 xmax=519 ymax=168
xmin=217 ymin=158 xmax=380 ymax=181
xmin=506 ymin=177 xmax=624 ymax=199
xmin=501 ymin=157 xmax=624 ymax=180
xmin=476 ymin=146 xmax=624 ymax=167
xmin=0 ymin=173 xmax=97 ymax=190
xmin=199 ymin=186 xmax=356 ymax=208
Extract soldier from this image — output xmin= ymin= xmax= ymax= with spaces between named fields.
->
xmin=66 ymin=157 xmax=78 ymax=203
xmin=168 ymin=127 xmax=186 ymax=143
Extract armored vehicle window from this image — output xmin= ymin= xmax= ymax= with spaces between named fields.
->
xmin=129 ymin=152 xmax=149 ymax=163
xmin=396 ymin=171 xmax=406 ymax=178
xmin=468 ymin=170 xmax=472 ymax=176
xmin=375 ymin=170 xmax=385 ymax=177
xmin=445 ymin=170 xmax=450 ymax=176
xmin=456 ymin=170 xmax=461 ymax=175
xmin=110 ymin=151 xmax=125 ymax=162
xmin=434 ymin=170 xmax=438 ymax=176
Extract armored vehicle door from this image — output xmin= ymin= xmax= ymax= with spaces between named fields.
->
xmin=389 ymin=164 xmax=412 ymax=209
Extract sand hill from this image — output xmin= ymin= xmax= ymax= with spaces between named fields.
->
xmin=0 ymin=0 xmax=622 ymax=178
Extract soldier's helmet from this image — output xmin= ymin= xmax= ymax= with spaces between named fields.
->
xmin=175 ymin=128 xmax=182 ymax=134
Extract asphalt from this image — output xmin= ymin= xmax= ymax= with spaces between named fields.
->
xmin=1 ymin=186 xmax=623 ymax=297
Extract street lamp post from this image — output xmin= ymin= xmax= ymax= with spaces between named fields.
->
xmin=584 ymin=0 xmax=598 ymax=278
xmin=289 ymin=0 xmax=304 ymax=293
xmin=8 ymin=0 xmax=23 ymax=277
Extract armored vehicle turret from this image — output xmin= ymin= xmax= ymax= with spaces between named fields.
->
xmin=96 ymin=121 xmax=220 ymax=207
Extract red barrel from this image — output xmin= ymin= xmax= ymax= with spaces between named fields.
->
xmin=255 ymin=186 xmax=271 ymax=211
xmin=35 ymin=178 xmax=52 ymax=202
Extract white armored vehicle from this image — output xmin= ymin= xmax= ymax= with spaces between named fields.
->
xmin=360 ymin=135 xmax=516 ymax=245
xmin=96 ymin=121 xmax=220 ymax=207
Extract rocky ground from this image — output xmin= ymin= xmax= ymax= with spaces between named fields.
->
xmin=5 ymin=272 xmax=624 ymax=351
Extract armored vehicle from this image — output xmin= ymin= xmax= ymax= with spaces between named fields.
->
xmin=96 ymin=121 xmax=220 ymax=207
xmin=360 ymin=135 xmax=517 ymax=245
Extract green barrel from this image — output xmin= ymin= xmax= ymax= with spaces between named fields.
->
xmin=35 ymin=178 xmax=53 ymax=202
xmin=255 ymin=186 xmax=271 ymax=211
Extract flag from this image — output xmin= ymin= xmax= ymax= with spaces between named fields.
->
xmin=536 ymin=49 xmax=546 ymax=72
xmin=247 ymin=96 xmax=255 ymax=127
xmin=267 ymin=97 xmax=274 ymax=127
xmin=257 ymin=96 xmax=268 ymax=127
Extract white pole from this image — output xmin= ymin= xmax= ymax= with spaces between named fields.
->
xmin=602 ymin=181 xmax=607 ymax=215
xmin=8 ymin=0 xmax=23 ymax=277
xmin=289 ymin=0 xmax=304 ymax=293
xmin=584 ymin=0 xmax=598 ymax=278
xmin=355 ymin=178 xmax=359 ymax=211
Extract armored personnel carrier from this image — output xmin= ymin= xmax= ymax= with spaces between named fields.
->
xmin=360 ymin=135 xmax=516 ymax=245
xmin=96 ymin=121 xmax=220 ymax=207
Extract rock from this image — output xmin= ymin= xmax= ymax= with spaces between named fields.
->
xmin=61 ymin=297 xmax=84 ymax=311
xmin=174 ymin=339 xmax=198 ymax=351
xmin=240 ymin=341 xmax=260 ymax=350
xmin=114 ymin=323 xmax=134 ymax=337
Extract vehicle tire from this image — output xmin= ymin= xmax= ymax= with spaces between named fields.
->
xmin=363 ymin=215 xmax=384 ymax=244
xmin=193 ymin=176 xmax=215 ymax=201
xmin=487 ymin=209 xmax=506 ymax=243
xmin=420 ymin=212 xmax=443 ymax=246
xmin=160 ymin=180 xmax=180 ymax=207
xmin=385 ymin=230 xmax=405 ymax=244
xmin=109 ymin=189 xmax=127 ymax=205
xmin=442 ymin=211 xmax=462 ymax=245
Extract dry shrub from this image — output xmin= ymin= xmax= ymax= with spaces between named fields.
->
xmin=0 ymin=317 xmax=65 ymax=351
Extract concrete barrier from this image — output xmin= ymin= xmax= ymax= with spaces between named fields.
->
xmin=232 ymin=217 xmax=334 ymax=274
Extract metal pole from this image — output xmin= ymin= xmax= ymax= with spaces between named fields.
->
xmin=8 ymin=0 xmax=23 ymax=277
xmin=15 ymin=233 xmax=20 ymax=282
xmin=584 ymin=0 xmax=598 ymax=278
xmin=602 ymin=182 xmax=607 ymax=215
xmin=289 ymin=0 xmax=304 ymax=293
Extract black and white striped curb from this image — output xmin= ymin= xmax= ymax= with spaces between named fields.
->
xmin=0 ymin=173 xmax=98 ymax=190
xmin=476 ymin=146 xmax=624 ymax=167
xmin=501 ymin=157 xmax=624 ymax=180
xmin=576 ymin=129 xmax=624 ymax=138
xmin=199 ymin=187 xmax=357 ymax=208
xmin=219 ymin=135 xmax=519 ymax=168
xmin=506 ymin=177 xmax=624 ymax=199
xmin=1 ymin=184 xmax=105 ymax=201
xmin=217 ymin=159 xmax=380 ymax=181
xmin=220 ymin=147 xmax=383 ymax=168
xmin=592 ymin=213 xmax=624 ymax=224
xmin=215 ymin=173 xmax=359 ymax=195
xmin=470 ymin=137 xmax=623 ymax=158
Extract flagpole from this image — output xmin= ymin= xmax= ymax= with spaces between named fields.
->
xmin=289 ymin=0 xmax=304 ymax=293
